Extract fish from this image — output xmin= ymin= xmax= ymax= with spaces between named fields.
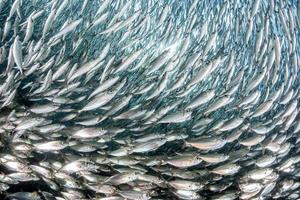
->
xmin=12 ymin=35 xmax=23 ymax=73
xmin=165 ymin=154 xmax=203 ymax=168
xmin=104 ymin=172 xmax=140 ymax=185
xmin=33 ymin=140 xmax=67 ymax=152
xmin=71 ymin=128 xmax=107 ymax=139
xmin=245 ymin=168 xmax=274 ymax=180
xmin=168 ymin=179 xmax=204 ymax=191
xmin=186 ymin=137 xmax=226 ymax=151
xmin=0 ymin=0 xmax=299 ymax=199
xmin=172 ymin=189 xmax=203 ymax=200
xmin=129 ymin=138 xmax=167 ymax=153
xmin=118 ymin=190 xmax=150 ymax=200
xmin=185 ymin=89 xmax=216 ymax=110
xmin=211 ymin=163 xmax=241 ymax=176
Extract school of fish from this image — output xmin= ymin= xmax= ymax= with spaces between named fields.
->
xmin=0 ymin=0 xmax=300 ymax=199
